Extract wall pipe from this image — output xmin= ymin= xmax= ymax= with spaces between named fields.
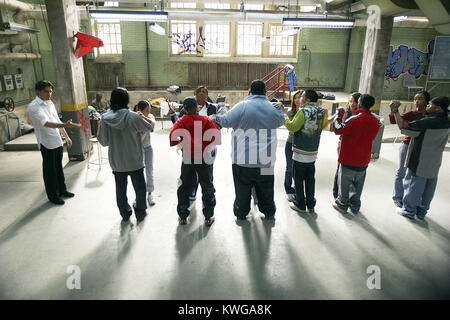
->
xmin=0 ymin=52 xmax=41 ymax=59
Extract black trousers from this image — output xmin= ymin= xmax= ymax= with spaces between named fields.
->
xmin=333 ymin=163 xmax=340 ymax=200
xmin=232 ymin=164 xmax=276 ymax=218
xmin=293 ymin=161 xmax=316 ymax=210
xmin=177 ymin=161 xmax=215 ymax=219
xmin=113 ymin=168 xmax=147 ymax=220
xmin=40 ymin=145 xmax=67 ymax=200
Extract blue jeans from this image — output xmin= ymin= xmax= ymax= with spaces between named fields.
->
xmin=402 ymin=169 xmax=438 ymax=218
xmin=336 ymin=165 xmax=367 ymax=212
xmin=393 ymin=142 xmax=408 ymax=203
xmin=284 ymin=141 xmax=295 ymax=194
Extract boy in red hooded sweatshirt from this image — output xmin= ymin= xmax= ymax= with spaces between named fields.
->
xmin=169 ymin=97 xmax=221 ymax=226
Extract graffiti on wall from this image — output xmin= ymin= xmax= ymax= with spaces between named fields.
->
xmin=172 ymin=26 xmax=206 ymax=55
xmin=385 ymin=40 xmax=435 ymax=79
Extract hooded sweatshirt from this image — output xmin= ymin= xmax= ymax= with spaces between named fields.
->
xmin=97 ymin=108 xmax=154 ymax=172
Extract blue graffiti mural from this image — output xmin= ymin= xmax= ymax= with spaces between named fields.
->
xmin=172 ymin=32 xmax=197 ymax=55
xmin=386 ymin=40 xmax=435 ymax=79
xmin=172 ymin=27 xmax=206 ymax=55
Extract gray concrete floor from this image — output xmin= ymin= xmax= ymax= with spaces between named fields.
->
xmin=0 ymin=122 xmax=449 ymax=300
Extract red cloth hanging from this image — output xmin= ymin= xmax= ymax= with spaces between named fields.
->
xmin=74 ymin=32 xmax=104 ymax=58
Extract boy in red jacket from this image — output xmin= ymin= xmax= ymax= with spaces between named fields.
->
xmin=169 ymin=97 xmax=221 ymax=226
xmin=332 ymin=94 xmax=381 ymax=214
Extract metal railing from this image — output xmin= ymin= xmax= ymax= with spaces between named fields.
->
xmin=261 ymin=66 xmax=291 ymax=101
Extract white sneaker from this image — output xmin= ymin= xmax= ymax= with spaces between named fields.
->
xmin=147 ymin=194 xmax=155 ymax=206
xmin=286 ymin=193 xmax=296 ymax=202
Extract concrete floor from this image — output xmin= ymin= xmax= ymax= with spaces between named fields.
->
xmin=0 ymin=122 xmax=449 ymax=300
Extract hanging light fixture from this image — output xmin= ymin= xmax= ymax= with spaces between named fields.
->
xmin=282 ymin=17 xmax=355 ymax=28
xmin=149 ymin=23 xmax=165 ymax=36
xmin=89 ymin=9 xmax=168 ymax=22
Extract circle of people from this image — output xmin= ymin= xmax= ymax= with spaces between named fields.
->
xmin=28 ymin=80 xmax=450 ymax=225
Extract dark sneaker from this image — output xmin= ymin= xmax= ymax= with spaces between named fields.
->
xmin=350 ymin=209 xmax=359 ymax=214
xmin=416 ymin=214 xmax=425 ymax=220
xmin=60 ymin=191 xmax=74 ymax=198
xmin=49 ymin=197 xmax=65 ymax=205
xmin=289 ymin=202 xmax=307 ymax=213
xmin=179 ymin=217 xmax=187 ymax=225
xmin=332 ymin=202 xmax=347 ymax=214
xmin=308 ymin=208 xmax=315 ymax=214
xmin=236 ymin=215 xmax=247 ymax=220
xmin=264 ymin=214 xmax=275 ymax=220
xmin=205 ymin=216 xmax=215 ymax=226
xmin=122 ymin=216 xmax=130 ymax=222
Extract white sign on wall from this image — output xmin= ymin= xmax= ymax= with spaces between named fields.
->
xmin=3 ymin=75 xmax=14 ymax=90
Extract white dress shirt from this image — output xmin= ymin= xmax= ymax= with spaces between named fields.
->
xmin=28 ymin=96 xmax=63 ymax=150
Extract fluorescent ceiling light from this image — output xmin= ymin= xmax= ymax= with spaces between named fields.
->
xmin=0 ymin=22 xmax=39 ymax=34
xmin=89 ymin=10 xmax=168 ymax=22
xmin=393 ymin=16 xmax=408 ymax=22
xmin=282 ymin=17 xmax=355 ymax=28
xmin=149 ymin=23 xmax=165 ymax=35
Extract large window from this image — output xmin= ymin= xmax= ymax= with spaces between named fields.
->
xmin=237 ymin=22 xmax=262 ymax=55
xmin=270 ymin=26 xmax=295 ymax=56
xmin=205 ymin=2 xmax=230 ymax=9
xmin=243 ymin=4 xmax=263 ymax=10
xmin=103 ymin=1 xmax=118 ymax=6
xmin=204 ymin=22 xmax=230 ymax=55
xmin=170 ymin=2 xmax=196 ymax=8
xmin=171 ymin=21 xmax=197 ymax=55
xmin=97 ymin=22 xmax=122 ymax=55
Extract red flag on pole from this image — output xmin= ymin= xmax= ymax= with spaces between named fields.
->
xmin=74 ymin=32 xmax=104 ymax=58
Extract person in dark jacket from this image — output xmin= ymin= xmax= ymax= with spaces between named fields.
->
xmin=398 ymin=96 xmax=450 ymax=220
xmin=332 ymin=94 xmax=381 ymax=214
xmin=389 ymin=90 xmax=430 ymax=208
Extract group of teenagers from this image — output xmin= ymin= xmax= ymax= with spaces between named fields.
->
xmin=28 ymin=79 xmax=449 ymax=225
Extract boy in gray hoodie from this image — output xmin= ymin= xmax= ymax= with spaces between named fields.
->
xmin=97 ymin=87 xmax=155 ymax=222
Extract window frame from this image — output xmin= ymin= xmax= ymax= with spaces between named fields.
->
xmin=170 ymin=20 xmax=198 ymax=56
xmin=268 ymin=25 xmax=297 ymax=58
xmin=236 ymin=21 xmax=263 ymax=57
xmin=95 ymin=21 xmax=122 ymax=56
xmin=204 ymin=21 xmax=231 ymax=56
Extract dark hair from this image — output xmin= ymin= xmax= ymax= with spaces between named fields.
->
xmin=194 ymin=85 xmax=208 ymax=96
xmin=291 ymin=90 xmax=303 ymax=115
xmin=110 ymin=87 xmax=129 ymax=112
xmin=351 ymin=92 xmax=361 ymax=104
xmin=134 ymin=100 xmax=150 ymax=112
xmin=35 ymin=80 xmax=54 ymax=91
xmin=415 ymin=90 xmax=431 ymax=103
xmin=359 ymin=94 xmax=375 ymax=110
xmin=250 ymin=80 xmax=266 ymax=95
xmin=304 ymin=89 xmax=318 ymax=103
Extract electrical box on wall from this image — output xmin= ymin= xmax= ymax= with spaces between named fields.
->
xmin=3 ymin=75 xmax=14 ymax=90
xmin=14 ymin=74 xmax=23 ymax=89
